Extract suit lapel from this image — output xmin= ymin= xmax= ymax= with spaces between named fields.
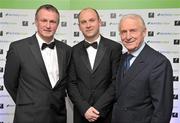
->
xmin=119 ymin=57 xmax=145 ymax=96
xmin=117 ymin=46 xmax=148 ymax=98
xmin=28 ymin=35 xmax=51 ymax=88
xmin=116 ymin=54 xmax=126 ymax=98
xmin=93 ymin=39 xmax=106 ymax=72
xmin=80 ymin=38 xmax=106 ymax=73
xmin=80 ymin=41 xmax=92 ymax=73
xmin=55 ymin=40 xmax=64 ymax=85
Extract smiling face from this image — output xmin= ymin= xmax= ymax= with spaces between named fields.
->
xmin=119 ymin=15 xmax=147 ymax=53
xmin=35 ymin=8 xmax=59 ymax=43
xmin=78 ymin=8 xmax=101 ymax=42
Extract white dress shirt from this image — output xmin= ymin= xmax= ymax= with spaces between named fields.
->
xmin=36 ymin=33 xmax=59 ymax=88
xmin=85 ymin=35 xmax=100 ymax=69
xmin=129 ymin=42 xmax=145 ymax=66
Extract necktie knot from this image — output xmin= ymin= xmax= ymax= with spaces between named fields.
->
xmin=124 ymin=53 xmax=134 ymax=71
xmin=84 ymin=41 xmax=98 ymax=49
xmin=41 ymin=42 xmax=55 ymax=50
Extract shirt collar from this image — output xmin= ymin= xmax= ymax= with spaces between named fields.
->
xmin=36 ymin=33 xmax=55 ymax=49
xmin=130 ymin=42 xmax=145 ymax=57
xmin=85 ymin=35 xmax=101 ymax=45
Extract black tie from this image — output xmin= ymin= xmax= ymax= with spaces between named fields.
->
xmin=124 ymin=53 xmax=133 ymax=71
xmin=41 ymin=42 xmax=55 ymax=50
xmin=84 ymin=41 xmax=98 ymax=49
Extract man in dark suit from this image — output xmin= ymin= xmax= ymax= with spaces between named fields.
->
xmin=111 ymin=14 xmax=173 ymax=123
xmin=68 ymin=8 xmax=122 ymax=123
xmin=3 ymin=4 xmax=71 ymax=123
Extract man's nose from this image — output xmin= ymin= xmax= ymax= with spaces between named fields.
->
xmin=126 ymin=32 xmax=132 ymax=40
xmin=46 ymin=22 xmax=50 ymax=28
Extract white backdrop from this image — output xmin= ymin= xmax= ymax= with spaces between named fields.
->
xmin=0 ymin=9 xmax=180 ymax=123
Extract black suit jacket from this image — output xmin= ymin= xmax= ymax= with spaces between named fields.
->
xmin=68 ymin=36 xmax=122 ymax=123
xmin=111 ymin=44 xmax=173 ymax=123
xmin=4 ymin=34 xmax=72 ymax=123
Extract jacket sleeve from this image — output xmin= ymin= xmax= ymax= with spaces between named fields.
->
xmin=150 ymin=58 xmax=173 ymax=123
xmin=67 ymin=58 xmax=91 ymax=116
xmin=93 ymin=43 xmax=122 ymax=117
xmin=4 ymin=43 xmax=20 ymax=103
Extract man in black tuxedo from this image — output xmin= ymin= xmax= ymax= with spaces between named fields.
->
xmin=68 ymin=8 xmax=122 ymax=123
xmin=111 ymin=14 xmax=173 ymax=123
xmin=4 ymin=4 xmax=71 ymax=123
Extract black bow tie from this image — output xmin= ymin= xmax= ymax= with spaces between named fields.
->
xmin=41 ymin=42 xmax=55 ymax=50
xmin=84 ymin=41 xmax=98 ymax=49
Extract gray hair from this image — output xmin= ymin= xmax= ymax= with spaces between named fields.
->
xmin=119 ymin=14 xmax=146 ymax=30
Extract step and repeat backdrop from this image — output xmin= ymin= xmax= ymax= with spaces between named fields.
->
xmin=0 ymin=0 xmax=180 ymax=123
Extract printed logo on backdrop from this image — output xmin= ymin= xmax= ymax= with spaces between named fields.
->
xmin=0 ymin=85 xmax=3 ymax=91
xmin=0 ymin=103 xmax=15 ymax=109
xmin=118 ymin=14 xmax=123 ymax=17
xmin=148 ymin=12 xmax=155 ymax=18
xmin=174 ymin=39 xmax=180 ymax=45
xmin=0 ymin=31 xmax=3 ymax=36
xmin=147 ymin=22 xmax=170 ymax=26
xmin=173 ymin=76 xmax=179 ymax=82
xmin=74 ymin=32 xmax=79 ymax=37
xmin=32 ymin=22 xmax=35 ymax=25
xmin=5 ymin=13 xmax=28 ymax=17
xmin=61 ymin=39 xmax=67 ymax=44
xmin=173 ymin=58 xmax=179 ymax=63
xmin=6 ymin=104 xmax=15 ymax=108
xmin=22 ymin=21 xmax=28 ymax=26
xmin=174 ymin=94 xmax=178 ymax=100
xmin=110 ymin=13 xmax=116 ymax=19
xmin=157 ymin=13 xmax=171 ymax=17
xmin=0 ymin=67 xmax=3 ymax=72
xmin=0 ymin=103 xmax=4 ymax=109
xmin=172 ymin=112 xmax=178 ymax=118
xmin=146 ymin=40 xmax=169 ymax=44
xmin=160 ymin=51 xmax=179 ymax=56
xmin=0 ymin=94 xmax=10 ymax=98
xmin=73 ymin=40 xmax=80 ymax=44
xmin=0 ymin=49 xmax=3 ymax=54
xmin=0 ymin=21 xmax=17 ymax=25
xmin=110 ymin=31 xmax=116 ymax=37
xmin=73 ymin=22 xmax=78 ymax=26
xmin=101 ymin=21 xmax=106 ymax=27
xmin=0 ymin=40 xmax=11 ymax=43
xmin=174 ymin=20 xmax=180 ymax=26
xmin=148 ymin=31 xmax=154 ymax=37
xmin=61 ymin=22 xmax=67 ymax=27
xmin=5 ymin=31 xmax=28 ymax=36
xmin=0 ymin=12 xmax=2 ymax=18
xmin=74 ymin=14 xmax=78 ymax=19
xmin=109 ymin=22 xmax=118 ymax=26
xmin=157 ymin=32 xmax=180 ymax=36
xmin=156 ymin=13 xmax=180 ymax=17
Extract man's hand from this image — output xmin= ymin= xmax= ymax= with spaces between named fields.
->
xmin=84 ymin=107 xmax=100 ymax=122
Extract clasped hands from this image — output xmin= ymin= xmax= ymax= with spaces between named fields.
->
xmin=84 ymin=107 xmax=100 ymax=122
